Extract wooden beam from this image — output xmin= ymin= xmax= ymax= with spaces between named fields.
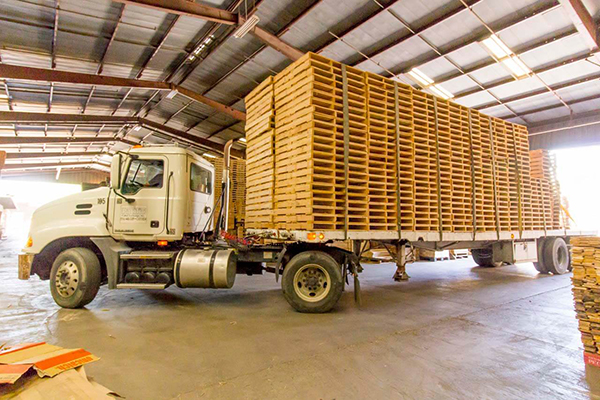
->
xmin=113 ymin=0 xmax=238 ymax=25
xmin=0 ymin=136 xmax=136 ymax=146
xmin=51 ymin=0 xmax=59 ymax=69
xmin=5 ymin=151 xmax=104 ymax=159
xmin=0 ymin=64 xmax=245 ymax=121
xmin=0 ymin=111 xmax=244 ymax=157
xmin=558 ymin=0 xmax=599 ymax=50
xmin=117 ymin=0 xmax=303 ymax=61
xmin=97 ymin=4 xmax=126 ymax=75
xmin=141 ymin=118 xmax=245 ymax=159
xmin=0 ymin=111 xmax=138 ymax=124
xmin=251 ymin=26 xmax=304 ymax=61
xmin=2 ymin=161 xmax=104 ymax=170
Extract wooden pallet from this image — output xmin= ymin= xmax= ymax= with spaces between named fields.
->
xmin=243 ymin=52 xmax=564 ymax=235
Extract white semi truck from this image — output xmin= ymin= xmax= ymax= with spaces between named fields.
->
xmin=18 ymin=140 xmax=590 ymax=313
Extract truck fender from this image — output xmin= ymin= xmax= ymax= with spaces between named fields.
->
xmin=90 ymin=237 xmax=132 ymax=289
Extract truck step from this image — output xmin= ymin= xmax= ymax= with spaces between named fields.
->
xmin=120 ymin=251 xmax=177 ymax=260
xmin=116 ymin=283 xmax=167 ymax=289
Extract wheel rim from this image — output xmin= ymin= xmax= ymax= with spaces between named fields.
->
xmin=55 ymin=261 xmax=79 ymax=298
xmin=293 ymin=264 xmax=331 ymax=303
xmin=556 ymin=245 xmax=568 ymax=273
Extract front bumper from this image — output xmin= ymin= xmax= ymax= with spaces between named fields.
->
xmin=18 ymin=253 xmax=34 ymax=280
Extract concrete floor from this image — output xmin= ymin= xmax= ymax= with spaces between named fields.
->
xmin=0 ymin=237 xmax=590 ymax=399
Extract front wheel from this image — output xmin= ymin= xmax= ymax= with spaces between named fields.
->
xmin=281 ymin=251 xmax=344 ymax=313
xmin=50 ymin=247 xmax=101 ymax=309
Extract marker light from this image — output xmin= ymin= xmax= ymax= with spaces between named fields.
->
xmin=25 ymin=237 xmax=33 ymax=248
xmin=157 ymin=240 xmax=168 ymax=247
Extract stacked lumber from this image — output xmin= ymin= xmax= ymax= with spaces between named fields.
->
xmin=244 ymin=52 xmax=563 ymax=234
xmin=530 ymin=149 xmax=562 ymax=230
xmin=571 ymin=237 xmax=600 ymax=356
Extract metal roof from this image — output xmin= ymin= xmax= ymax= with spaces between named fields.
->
xmin=1 ymin=0 xmax=599 ymax=174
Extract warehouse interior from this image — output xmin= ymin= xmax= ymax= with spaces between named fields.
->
xmin=1 ymin=0 xmax=599 ymax=398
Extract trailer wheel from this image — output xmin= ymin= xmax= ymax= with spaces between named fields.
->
xmin=543 ymin=237 xmax=570 ymax=275
xmin=49 ymin=247 xmax=101 ymax=309
xmin=533 ymin=239 xmax=549 ymax=274
xmin=471 ymin=248 xmax=502 ymax=268
xmin=282 ymin=251 xmax=343 ymax=313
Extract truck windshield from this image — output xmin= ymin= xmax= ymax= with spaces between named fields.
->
xmin=121 ymin=159 xmax=164 ymax=195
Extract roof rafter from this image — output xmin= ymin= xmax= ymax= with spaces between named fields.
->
xmin=116 ymin=0 xmax=303 ymax=61
xmin=112 ymin=0 xmax=238 ymax=25
xmin=0 ymin=111 xmax=244 ymax=158
xmin=0 ymin=64 xmax=245 ymax=121
xmin=454 ymin=50 xmax=599 ymax=99
xmin=5 ymin=151 xmax=105 ymax=159
xmin=0 ymin=137 xmax=136 ymax=146
xmin=350 ymin=0 xmax=484 ymax=68
xmin=2 ymin=161 xmax=108 ymax=170
xmin=475 ymin=70 xmax=600 ymax=111
xmin=558 ymin=0 xmax=599 ymax=50
xmin=51 ymin=0 xmax=60 ymax=69
xmin=375 ymin=1 xmax=562 ymax=77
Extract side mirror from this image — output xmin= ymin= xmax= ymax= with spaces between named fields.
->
xmin=110 ymin=154 xmax=122 ymax=190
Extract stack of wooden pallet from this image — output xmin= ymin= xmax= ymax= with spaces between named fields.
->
xmin=244 ymin=52 xmax=563 ymax=234
xmin=530 ymin=149 xmax=562 ymax=230
xmin=204 ymin=156 xmax=246 ymax=232
xmin=245 ymin=77 xmax=275 ymax=229
xmin=571 ymin=237 xmax=600 ymax=356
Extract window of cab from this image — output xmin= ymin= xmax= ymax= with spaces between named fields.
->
xmin=190 ymin=163 xmax=212 ymax=194
xmin=121 ymin=159 xmax=164 ymax=195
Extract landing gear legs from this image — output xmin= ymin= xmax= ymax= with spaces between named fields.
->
xmin=392 ymin=242 xmax=410 ymax=282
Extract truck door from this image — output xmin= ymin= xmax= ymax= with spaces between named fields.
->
xmin=111 ymin=156 xmax=168 ymax=236
xmin=188 ymin=161 xmax=214 ymax=232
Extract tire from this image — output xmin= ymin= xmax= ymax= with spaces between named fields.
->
xmin=533 ymin=239 xmax=549 ymax=274
xmin=543 ymin=237 xmax=570 ymax=275
xmin=50 ymin=247 xmax=102 ymax=309
xmin=471 ymin=248 xmax=502 ymax=268
xmin=281 ymin=251 xmax=344 ymax=313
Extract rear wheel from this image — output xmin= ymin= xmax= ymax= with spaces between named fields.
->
xmin=50 ymin=247 xmax=101 ymax=309
xmin=472 ymin=248 xmax=502 ymax=268
xmin=282 ymin=251 xmax=343 ymax=313
xmin=543 ymin=237 xmax=570 ymax=275
xmin=533 ymin=239 xmax=549 ymax=274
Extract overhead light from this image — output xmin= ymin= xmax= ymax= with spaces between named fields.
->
xmin=203 ymin=153 xmax=216 ymax=158
xmin=429 ymin=84 xmax=453 ymax=100
xmin=234 ymin=15 xmax=260 ymax=39
xmin=481 ymin=35 xmax=512 ymax=59
xmin=407 ymin=68 xmax=454 ymax=99
xmin=0 ymin=125 xmax=14 ymax=129
xmin=481 ymin=34 xmax=531 ymax=78
xmin=133 ymin=125 xmax=142 ymax=131
xmin=238 ymin=137 xmax=246 ymax=143
xmin=502 ymin=55 xmax=531 ymax=77
xmin=165 ymin=90 xmax=178 ymax=99
xmin=408 ymin=68 xmax=434 ymax=86
xmin=55 ymin=167 xmax=61 ymax=180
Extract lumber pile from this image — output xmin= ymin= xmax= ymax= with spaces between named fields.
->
xmin=571 ymin=237 xmax=600 ymax=356
xmin=244 ymin=52 xmax=563 ymax=234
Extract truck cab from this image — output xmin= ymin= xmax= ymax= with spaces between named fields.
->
xmin=109 ymin=146 xmax=215 ymax=242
